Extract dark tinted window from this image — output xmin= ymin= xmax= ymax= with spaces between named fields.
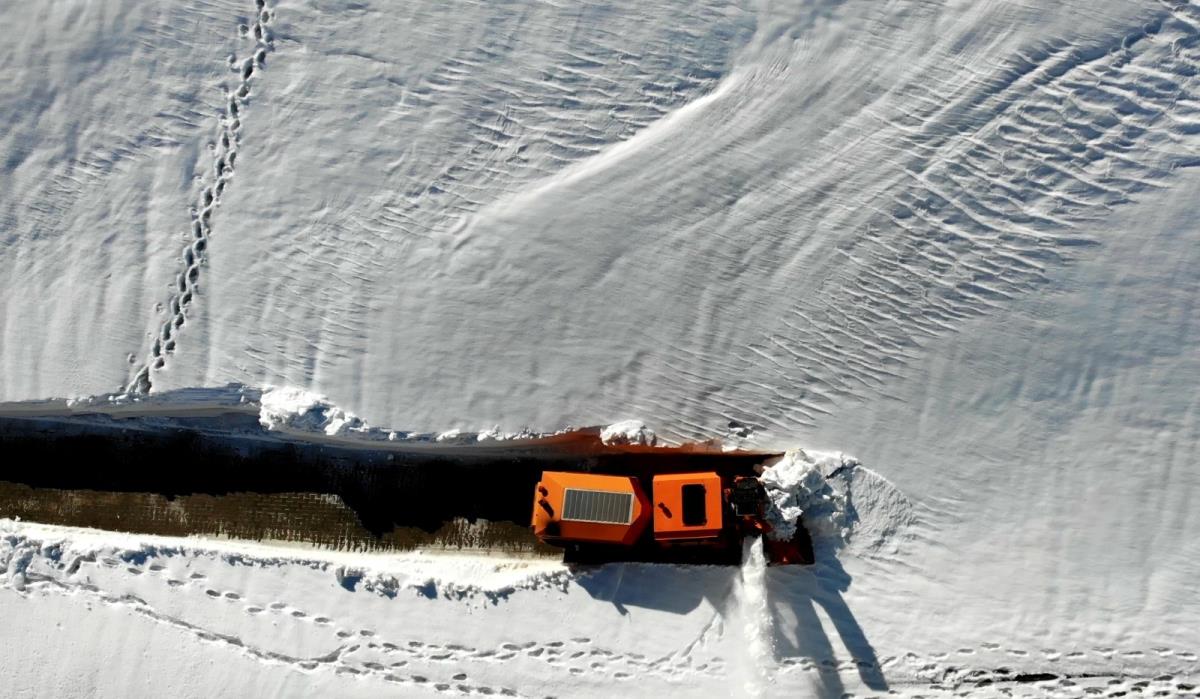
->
xmin=681 ymin=484 xmax=707 ymax=526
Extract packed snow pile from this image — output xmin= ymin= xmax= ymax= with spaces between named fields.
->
xmin=258 ymin=386 xmax=369 ymax=437
xmin=760 ymin=449 xmax=852 ymax=542
xmin=759 ymin=449 xmax=914 ymax=553
xmin=599 ymin=420 xmax=658 ymax=446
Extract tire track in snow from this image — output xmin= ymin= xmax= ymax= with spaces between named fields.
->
xmin=738 ymin=3 xmax=1200 ymax=428
xmin=126 ymin=0 xmax=276 ymax=393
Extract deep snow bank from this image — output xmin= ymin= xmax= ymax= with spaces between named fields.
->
xmin=255 ymin=385 xmax=545 ymax=444
xmin=0 ymin=520 xmax=566 ymax=600
xmin=599 ymin=419 xmax=658 ymax=446
xmin=258 ymin=386 xmax=370 ymax=437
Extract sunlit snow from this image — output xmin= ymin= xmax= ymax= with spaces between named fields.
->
xmin=2 ymin=0 xmax=1199 ymax=696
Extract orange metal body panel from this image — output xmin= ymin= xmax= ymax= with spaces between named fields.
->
xmin=651 ymin=472 xmax=724 ymax=540
xmin=532 ymin=472 xmax=650 ymax=545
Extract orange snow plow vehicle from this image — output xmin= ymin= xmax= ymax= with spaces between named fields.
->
xmin=532 ymin=471 xmax=813 ymax=565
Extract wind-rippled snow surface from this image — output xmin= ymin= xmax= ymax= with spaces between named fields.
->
xmin=3 ymin=0 xmax=1200 ymax=696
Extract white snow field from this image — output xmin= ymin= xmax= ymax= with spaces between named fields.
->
xmin=3 ymin=0 xmax=1200 ymax=696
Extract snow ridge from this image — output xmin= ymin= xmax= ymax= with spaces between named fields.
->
xmin=127 ymin=1 xmax=277 ymax=393
xmin=740 ymin=3 xmax=1200 ymax=428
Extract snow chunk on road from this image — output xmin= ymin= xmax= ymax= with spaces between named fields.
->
xmin=600 ymin=419 xmax=657 ymax=446
xmin=259 ymin=386 xmax=368 ymax=437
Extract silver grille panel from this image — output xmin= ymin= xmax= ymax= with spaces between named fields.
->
xmin=562 ymin=488 xmax=634 ymax=524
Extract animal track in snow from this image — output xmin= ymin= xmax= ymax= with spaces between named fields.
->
xmin=127 ymin=1 xmax=276 ymax=393
xmin=5 ymin=532 xmax=1197 ymax=697
xmin=12 ymin=542 xmax=703 ymax=689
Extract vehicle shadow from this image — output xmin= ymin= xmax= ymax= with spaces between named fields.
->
xmin=573 ymin=543 xmax=887 ymax=697
xmin=768 ymin=545 xmax=888 ymax=697
xmin=572 ymin=561 xmax=733 ymax=616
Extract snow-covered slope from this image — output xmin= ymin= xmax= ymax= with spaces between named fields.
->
xmin=2 ymin=0 xmax=1200 ymax=696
